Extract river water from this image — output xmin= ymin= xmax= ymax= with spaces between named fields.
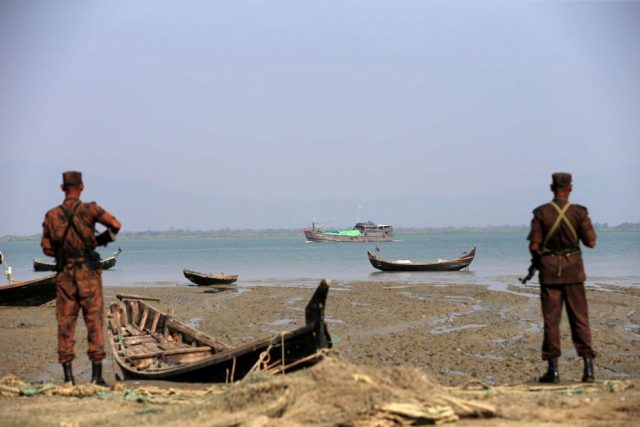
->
xmin=2 ymin=231 xmax=638 ymax=291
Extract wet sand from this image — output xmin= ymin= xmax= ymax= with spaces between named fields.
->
xmin=0 ymin=279 xmax=639 ymax=425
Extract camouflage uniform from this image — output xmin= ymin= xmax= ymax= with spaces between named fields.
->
xmin=41 ymin=197 xmax=109 ymax=364
xmin=528 ymin=195 xmax=597 ymax=361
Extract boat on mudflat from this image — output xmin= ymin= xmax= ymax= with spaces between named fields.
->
xmin=33 ymin=247 xmax=122 ymax=272
xmin=107 ymin=280 xmax=332 ymax=382
xmin=304 ymin=221 xmax=393 ymax=243
xmin=183 ymin=269 xmax=239 ymax=286
xmin=368 ymin=246 xmax=476 ymax=272
xmin=0 ymin=274 xmax=57 ymax=306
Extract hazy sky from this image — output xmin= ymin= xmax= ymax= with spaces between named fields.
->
xmin=1 ymin=1 xmax=639 ymax=234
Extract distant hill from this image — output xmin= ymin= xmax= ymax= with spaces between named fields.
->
xmin=2 ymin=222 xmax=638 ymax=242
xmin=1 ymin=162 xmax=638 ymax=236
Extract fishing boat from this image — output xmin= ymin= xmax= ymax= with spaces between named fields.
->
xmin=33 ymin=247 xmax=123 ymax=272
xmin=183 ymin=269 xmax=239 ymax=286
xmin=304 ymin=221 xmax=393 ymax=243
xmin=0 ymin=274 xmax=57 ymax=306
xmin=367 ymin=246 xmax=476 ymax=272
xmin=107 ymin=280 xmax=332 ymax=382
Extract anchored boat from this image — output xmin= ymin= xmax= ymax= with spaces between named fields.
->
xmin=304 ymin=220 xmax=393 ymax=243
xmin=183 ymin=269 xmax=239 ymax=286
xmin=33 ymin=247 xmax=123 ymax=272
xmin=368 ymin=247 xmax=476 ymax=272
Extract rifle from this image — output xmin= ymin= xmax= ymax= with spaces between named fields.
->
xmin=519 ymin=253 xmax=541 ymax=284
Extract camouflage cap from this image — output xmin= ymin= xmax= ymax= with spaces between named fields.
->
xmin=551 ymin=172 xmax=572 ymax=188
xmin=62 ymin=171 xmax=83 ymax=186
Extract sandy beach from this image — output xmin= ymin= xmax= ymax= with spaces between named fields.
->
xmin=1 ymin=279 xmax=639 ymax=426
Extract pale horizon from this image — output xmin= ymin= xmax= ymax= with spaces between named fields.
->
xmin=1 ymin=1 xmax=639 ymax=235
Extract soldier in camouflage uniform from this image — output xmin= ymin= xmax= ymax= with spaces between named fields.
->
xmin=528 ymin=172 xmax=597 ymax=383
xmin=41 ymin=171 xmax=121 ymax=385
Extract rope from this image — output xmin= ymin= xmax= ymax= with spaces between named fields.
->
xmin=280 ymin=331 xmax=288 ymax=374
xmin=247 ymin=342 xmax=274 ymax=375
xmin=230 ymin=356 xmax=236 ymax=383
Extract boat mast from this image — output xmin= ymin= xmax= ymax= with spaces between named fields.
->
xmin=356 ymin=202 xmax=361 ymax=224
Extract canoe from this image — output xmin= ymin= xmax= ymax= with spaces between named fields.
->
xmin=33 ymin=247 xmax=122 ymax=272
xmin=107 ymin=280 xmax=332 ymax=382
xmin=183 ymin=269 xmax=239 ymax=286
xmin=0 ymin=274 xmax=57 ymax=306
xmin=367 ymin=246 xmax=476 ymax=272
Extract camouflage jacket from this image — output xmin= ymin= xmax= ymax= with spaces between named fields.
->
xmin=41 ymin=197 xmax=107 ymax=258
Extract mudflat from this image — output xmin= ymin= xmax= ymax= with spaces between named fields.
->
xmin=1 ymin=280 xmax=638 ymax=426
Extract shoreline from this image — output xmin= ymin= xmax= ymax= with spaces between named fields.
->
xmin=1 ymin=279 xmax=639 ymax=426
xmin=1 ymin=279 xmax=638 ymax=386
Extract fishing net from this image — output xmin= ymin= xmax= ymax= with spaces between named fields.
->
xmin=1 ymin=357 xmax=495 ymax=425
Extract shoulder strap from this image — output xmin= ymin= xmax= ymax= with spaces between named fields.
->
xmin=543 ymin=201 xmax=577 ymax=249
xmin=59 ymin=202 xmax=92 ymax=250
xmin=58 ymin=202 xmax=81 ymax=249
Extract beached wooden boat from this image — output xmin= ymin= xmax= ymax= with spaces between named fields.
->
xmin=0 ymin=274 xmax=57 ymax=306
xmin=367 ymin=247 xmax=476 ymax=272
xmin=304 ymin=221 xmax=394 ymax=243
xmin=183 ymin=269 xmax=239 ymax=286
xmin=107 ymin=280 xmax=332 ymax=382
xmin=33 ymin=247 xmax=122 ymax=272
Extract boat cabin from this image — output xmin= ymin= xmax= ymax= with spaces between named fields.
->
xmin=354 ymin=222 xmax=393 ymax=233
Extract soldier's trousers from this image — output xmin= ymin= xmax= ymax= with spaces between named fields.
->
xmin=55 ymin=262 xmax=105 ymax=364
xmin=540 ymin=283 xmax=596 ymax=360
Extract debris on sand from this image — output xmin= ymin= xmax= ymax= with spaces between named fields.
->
xmin=1 ymin=357 xmax=496 ymax=425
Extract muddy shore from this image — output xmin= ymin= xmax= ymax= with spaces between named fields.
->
xmin=1 ymin=279 xmax=639 ymax=425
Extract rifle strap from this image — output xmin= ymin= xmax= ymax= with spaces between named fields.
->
xmin=58 ymin=202 xmax=81 ymax=252
xmin=59 ymin=201 xmax=93 ymax=252
xmin=542 ymin=201 xmax=577 ymax=251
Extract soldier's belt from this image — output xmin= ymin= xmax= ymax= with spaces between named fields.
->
xmin=60 ymin=251 xmax=85 ymax=259
xmin=542 ymin=249 xmax=581 ymax=278
xmin=542 ymin=249 xmax=581 ymax=257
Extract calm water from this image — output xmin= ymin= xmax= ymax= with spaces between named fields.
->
xmin=1 ymin=232 xmax=638 ymax=291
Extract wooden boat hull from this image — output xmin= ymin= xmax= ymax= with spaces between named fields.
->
xmin=183 ymin=269 xmax=238 ymax=286
xmin=367 ymin=247 xmax=476 ymax=272
xmin=33 ymin=248 xmax=122 ymax=272
xmin=108 ymin=281 xmax=331 ymax=382
xmin=304 ymin=229 xmax=393 ymax=243
xmin=0 ymin=274 xmax=57 ymax=306
xmin=33 ymin=259 xmax=56 ymax=272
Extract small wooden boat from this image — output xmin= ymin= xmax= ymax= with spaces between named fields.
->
xmin=100 ymin=246 xmax=122 ymax=269
xmin=367 ymin=246 xmax=476 ymax=272
xmin=33 ymin=247 xmax=123 ymax=272
xmin=0 ymin=274 xmax=57 ymax=306
xmin=183 ymin=269 xmax=239 ymax=286
xmin=107 ymin=280 xmax=332 ymax=382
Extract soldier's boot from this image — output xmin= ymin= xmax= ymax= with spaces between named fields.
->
xmin=582 ymin=357 xmax=595 ymax=383
xmin=62 ymin=362 xmax=76 ymax=385
xmin=90 ymin=362 xmax=108 ymax=386
xmin=538 ymin=358 xmax=560 ymax=384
